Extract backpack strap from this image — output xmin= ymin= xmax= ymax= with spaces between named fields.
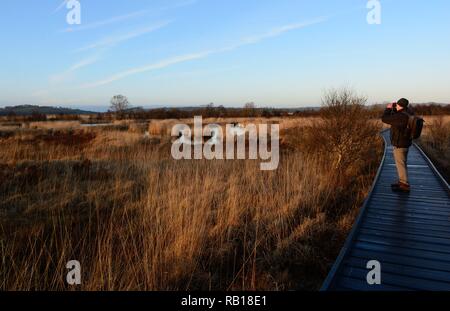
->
xmin=401 ymin=111 xmax=415 ymax=138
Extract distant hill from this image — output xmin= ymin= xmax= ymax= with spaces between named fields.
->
xmin=0 ymin=105 xmax=95 ymax=116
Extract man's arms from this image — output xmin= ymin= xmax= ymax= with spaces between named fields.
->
xmin=381 ymin=107 xmax=408 ymax=127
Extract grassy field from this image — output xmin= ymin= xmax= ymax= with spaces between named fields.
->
xmin=418 ymin=115 xmax=450 ymax=182
xmin=0 ymin=93 xmax=386 ymax=290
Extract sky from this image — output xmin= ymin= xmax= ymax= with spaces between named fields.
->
xmin=0 ymin=0 xmax=449 ymax=109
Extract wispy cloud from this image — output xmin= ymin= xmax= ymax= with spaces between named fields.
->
xmin=68 ymin=56 xmax=100 ymax=71
xmin=74 ymin=21 xmax=172 ymax=53
xmin=81 ymin=51 xmax=213 ymax=88
xmin=53 ymin=0 xmax=68 ymax=14
xmin=50 ymin=55 xmax=100 ymax=83
xmin=61 ymin=10 xmax=148 ymax=33
xmin=60 ymin=0 xmax=197 ymax=32
xmin=241 ymin=19 xmax=327 ymax=45
xmin=80 ymin=17 xmax=328 ymax=88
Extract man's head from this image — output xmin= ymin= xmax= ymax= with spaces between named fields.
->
xmin=396 ymin=98 xmax=409 ymax=111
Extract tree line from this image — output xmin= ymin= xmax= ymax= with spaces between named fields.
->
xmin=2 ymin=101 xmax=449 ymax=123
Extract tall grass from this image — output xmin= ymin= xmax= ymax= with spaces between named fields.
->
xmin=419 ymin=116 xmax=450 ymax=182
xmin=0 ymin=90 xmax=383 ymax=290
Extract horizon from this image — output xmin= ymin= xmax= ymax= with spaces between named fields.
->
xmin=2 ymin=101 xmax=450 ymax=114
xmin=1 ymin=1 xmax=450 ymax=107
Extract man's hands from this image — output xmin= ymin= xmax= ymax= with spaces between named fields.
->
xmin=387 ymin=102 xmax=395 ymax=109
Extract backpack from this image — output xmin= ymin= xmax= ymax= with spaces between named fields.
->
xmin=402 ymin=111 xmax=424 ymax=139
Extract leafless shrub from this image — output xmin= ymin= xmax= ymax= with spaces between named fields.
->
xmin=302 ymin=88 xmax=381 ymax=180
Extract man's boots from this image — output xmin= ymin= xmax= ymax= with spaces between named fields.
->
xmin=391 ymin=181 xmax=411 ymax=193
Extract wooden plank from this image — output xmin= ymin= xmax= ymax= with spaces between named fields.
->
xmin=375 ymin=186 xmax=448 ymax=195
xmin=350 ymin=248 xmax=450 ymax=272
xmin=340 ymin=266 xmax=450 ymax=291
xmin=370 ymin=193 xmax=450 ymax=204
xmin=334 ymin=276 xmax=408 ymax=291
xmin=363 ymin=216 xmax=450 ymax=233
xmin=368 ymin=202 xmax=450 ymax=214
xmin=364 ymin=208 xmax=450 ymax=222
xmin=354 ymin=241 xmax=450 ymax=263
xmin=361 ymin=221 xmax=450 ymax=239
xmin=365 ymin=211 xmax=450 ymax=227
xmin=370 ymin=197 xmax=450 ymax=209
xmin=359 ymin=228 xmax=450 ymax=247
xmin=357 ymin=233 xmax=450 ymax=254
xmin=345 ymin=256 xmax=450 ymax=283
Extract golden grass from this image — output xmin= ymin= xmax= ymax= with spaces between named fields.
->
xmin=418 ymin=115 xmax=450 ymax=182
xmin=0 ymin=111 xmax=382 ymax=290
xmin=28 ymin=121 xmax=81 ymax=129
xmin=147 ymin=117 xmax=321 ymax=137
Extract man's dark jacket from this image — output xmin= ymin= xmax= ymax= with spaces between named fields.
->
xmin=381 ymin=108 xmax=412 ymax=148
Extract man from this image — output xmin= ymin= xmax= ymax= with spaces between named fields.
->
xmin=381 ymin=98 xmax=413 ymax=193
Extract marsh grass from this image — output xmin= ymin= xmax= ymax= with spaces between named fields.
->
xmin=419 ymin=116 xmax=450 ymax=182
xmin=0 ymin=91 xmax=383 ymax=290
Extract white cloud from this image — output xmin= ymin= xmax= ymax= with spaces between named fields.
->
xmin=59 ymin=0 xmax=197 ymax=32
xmin=80 ymin=17 xmax=328 ymax=88
xmin=81 ymin=51 xmax=213 ymax=88
xmin=53 ymin=0 xmax=68 ymax=14
xmin=47 ymin=22 xmax=172 ymax=86
xmin=74 ymin=21 xmax=172 ymax=53
xmin=50 ymin=55 xmax=100 ymax=83
xmin=61 ymin=10 xmax=148 ymax=33
xmin=240 ymin=18 xmax=328 ymax=45
xmin=68 ymin=56 xmax=99 ymax=72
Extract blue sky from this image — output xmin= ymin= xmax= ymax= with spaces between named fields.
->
xmin=0 ymin=0 xmax=449 ymax=109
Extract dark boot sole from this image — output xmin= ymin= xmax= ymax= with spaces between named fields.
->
xmin=392 ymin=187 xmax=410 ymax=193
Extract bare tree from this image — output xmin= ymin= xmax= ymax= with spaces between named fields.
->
xmin=244 ymin=102 xmax=256 ymax=110
xmin=110 ymin=95 xmax=130 ymax=113
xmin=243 ymin=102 xmax=256 ymax=117
xmin=204 ymin=102 xmax=215 ymax=118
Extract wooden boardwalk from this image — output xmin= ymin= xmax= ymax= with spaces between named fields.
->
xmin=321 ymin=130 xmax=450 ymax=291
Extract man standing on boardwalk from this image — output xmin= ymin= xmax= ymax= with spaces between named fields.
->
xmin=381 ymin=98 xmax=413 ymax=193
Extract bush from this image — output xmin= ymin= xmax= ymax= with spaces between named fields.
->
xmin=302 ymin=88 xmax=382 ymax=183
